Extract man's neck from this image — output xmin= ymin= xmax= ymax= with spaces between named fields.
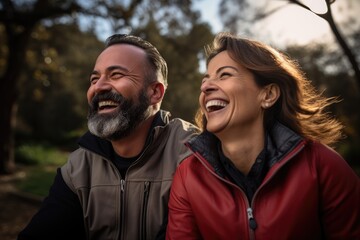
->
xmin=111 ymin=115 xmax=156 ymax=158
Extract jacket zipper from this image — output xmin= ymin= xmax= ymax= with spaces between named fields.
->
xmin=140 ymin=181 xmax=151 ymax=240
xmin=248 ymin=142 xmax=306 ymax=239
xmin=193 ymin=152 xmax=255 ymax=239
xmin=119 ymin=142 xmax=152 ymax=239
xmin=247 ymin=207 xmax=257 ymax=230
xmin=119 ymin=179 xmax=126 ymax=239
xmin=192 ymin=140 xmax=306 ymax=240
xmin=83 ymin=126 xmax=160 ymax=239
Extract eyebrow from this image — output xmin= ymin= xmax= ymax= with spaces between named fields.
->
xmin=90 ymin=65 xmax=130 ymax=77
xmin=203 ymin=66 xmax=238 ymax=78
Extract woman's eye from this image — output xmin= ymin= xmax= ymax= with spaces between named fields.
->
xmin=219 ymin=72 xmax=231 ymax=79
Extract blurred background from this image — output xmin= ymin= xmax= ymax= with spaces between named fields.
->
xmin=0 ymin=0 xmax=359 ymax=238
xmin=0 ymin=0 xmax=359 ymax=205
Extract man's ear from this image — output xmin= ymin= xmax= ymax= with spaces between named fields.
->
xmin=261 ymin=83 xmax=280 ymax=109
xmin=148 ymin=82 xmax=165 ymax=105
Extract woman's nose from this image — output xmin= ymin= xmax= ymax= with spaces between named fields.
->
xmin=200 ymin=79 xmax=217 ymax=94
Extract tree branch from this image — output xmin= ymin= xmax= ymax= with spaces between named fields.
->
xmin=288 ymin=0 xmax=360 ymax=89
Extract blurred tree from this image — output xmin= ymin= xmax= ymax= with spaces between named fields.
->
xmin=16 ymin=23 xmax=103 ymax=148
xmin=0 ymin=0 xmax=213 ymax=174
xmin=158 ymin=4 xmax=212 ymax=120
xmin=118 ymin=2 xmax=214 ymax=121
xmin=287 ymin=0 xmax=360 ymax=90
xmin=155 ymin=23 xmax=214 ymax=121
xmin=0 ymin=0 xmax=82 ymax=173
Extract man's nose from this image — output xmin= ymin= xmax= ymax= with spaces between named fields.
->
xmin=94 ymin=76 xmax=111 ymax=93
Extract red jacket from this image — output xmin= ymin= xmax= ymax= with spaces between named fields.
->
xmin=166 ymin=123 xmax=360 ymax=240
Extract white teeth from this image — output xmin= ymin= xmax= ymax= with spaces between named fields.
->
xmin=205 ymin=100 xmax=227 ymax=112
xmin=98 ymin=100 xmax=118 ymax=108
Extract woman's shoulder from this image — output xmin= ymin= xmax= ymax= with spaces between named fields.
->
xmin=306 ymin=141 xmax=358 ymax=180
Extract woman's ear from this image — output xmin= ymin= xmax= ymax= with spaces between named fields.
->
xmin=148 ymin=82 xmax=165 ymax=105
xmin=262 ymin=83 xmax=280 ymax=109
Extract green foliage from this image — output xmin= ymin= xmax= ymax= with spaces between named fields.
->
xmin=14 ymin=143 xmax=68 ymax=197
xmin=15 ymin=144 xmax=68 ymax=166
xmin=16 ymin=166 xmax=59 ymax=197
xmin=163 ymin=23 xmax=214 ymax=122
xmin=16 ymin=23 xmax=104 ymax=145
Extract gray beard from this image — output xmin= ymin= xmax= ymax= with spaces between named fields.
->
xmin=88 ymin=111 xmax=129 ymax=139
xmin=87 ymin=90 xmax=150 ymax=140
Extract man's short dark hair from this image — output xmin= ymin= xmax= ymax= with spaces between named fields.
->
xmin=105 ymin=34 xmax=168 ymax=87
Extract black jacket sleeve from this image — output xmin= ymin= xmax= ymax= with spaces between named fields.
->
xmin=17 ymin=168 xmax=86 ymax=240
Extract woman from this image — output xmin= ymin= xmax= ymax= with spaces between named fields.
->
xmin=166 ymin=32 xmax=360 ymax=239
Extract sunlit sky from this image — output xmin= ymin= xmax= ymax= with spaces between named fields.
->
xmin=194 ymin=0 xmax=358 ymax=47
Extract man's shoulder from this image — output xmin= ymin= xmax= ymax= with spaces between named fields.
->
xmin=167 ymin=118 xmax=199 ymax=134
xmin=65 ymin=147 xmax=109 ymax=167
xmin=153 ymin=118 xmax=198 ymax=164
xmin=61 ymin=147 xmax=116 ymax=191
xmin=159 ymin=110 xmax=198 ymax=130
xmin=163 ymin=118 xmax=200 ymax=147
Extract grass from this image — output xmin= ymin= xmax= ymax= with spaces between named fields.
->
xmin=16 ymin=166 xmax=59 ymax=197
xmin=16 ymin=144 xmax=69 ymax=166
xmin=15 ymin=144 xmax=69 ymax=197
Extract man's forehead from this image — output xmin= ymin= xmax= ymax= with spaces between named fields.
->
xmin=96 ymin=44 xmax=147 ymax=66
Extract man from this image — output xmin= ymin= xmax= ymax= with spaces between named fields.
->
xmin=18 ymin=34 xmax=199 ymax=240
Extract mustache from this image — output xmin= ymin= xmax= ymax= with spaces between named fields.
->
xmin=90 ymin=91 xmax=125 ymax=108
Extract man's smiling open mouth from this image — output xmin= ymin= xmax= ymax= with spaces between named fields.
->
xmin=98 ymin=100 xmax=119 ymax=112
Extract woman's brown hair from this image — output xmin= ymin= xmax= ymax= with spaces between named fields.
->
xmin=195 ymin=32 xmax=344 ymax=146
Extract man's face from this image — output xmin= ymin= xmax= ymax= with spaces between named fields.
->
xmin=87 ymin=44 xmax=151 ymax=140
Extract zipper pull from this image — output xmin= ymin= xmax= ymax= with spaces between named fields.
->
xmin=121 ymin=179 xmax=125 ymax=192
xmin=247 ymin=207 xmax=257 ymax=230
xmin=144 ymin=181 xmax=150 ymax=194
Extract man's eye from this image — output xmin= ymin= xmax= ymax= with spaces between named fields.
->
xmin=111 ymin=72 xmax=124 ymax=78
xmin=90 ymin=77 xmax=98 ymax=83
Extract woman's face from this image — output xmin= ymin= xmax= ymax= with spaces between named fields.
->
xmin=199 ymin=51 xmax=265 ymax=136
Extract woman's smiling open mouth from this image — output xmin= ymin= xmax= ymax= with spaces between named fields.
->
xmin=205 ymin=99 xmax=228 ymax=112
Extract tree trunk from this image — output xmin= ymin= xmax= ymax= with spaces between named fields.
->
xmin=0 ymin=25 xmax=33 ymax=174
xmin=0 ymin=85 xmax=16 ymax=174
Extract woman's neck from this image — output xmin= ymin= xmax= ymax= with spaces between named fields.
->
xmin=217 ymin=125 xmax=265 ymax=175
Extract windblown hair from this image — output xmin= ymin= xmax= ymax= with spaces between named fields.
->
xmin=195 ymin=32 xmax=344 ymax=146
xmin=105 ymin=34 xmax=168 ymax=88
